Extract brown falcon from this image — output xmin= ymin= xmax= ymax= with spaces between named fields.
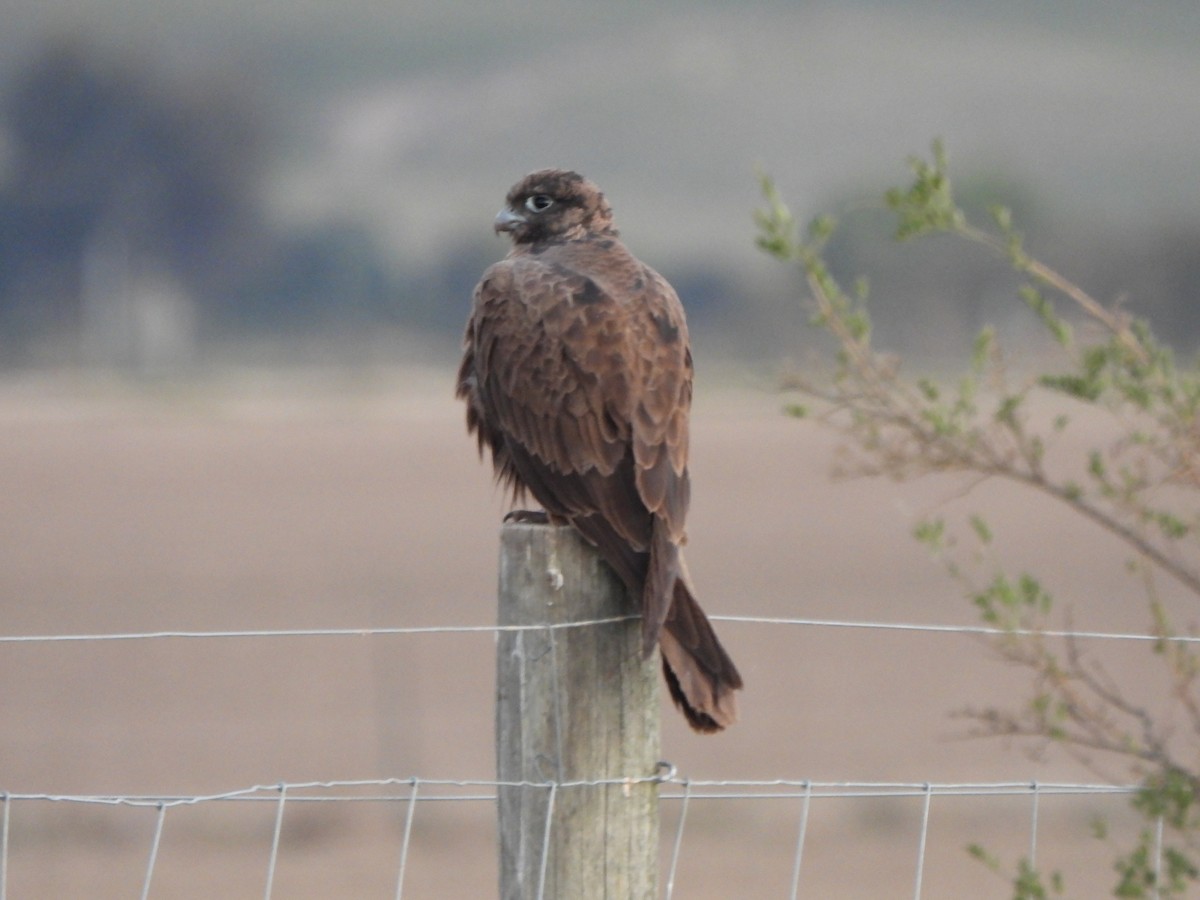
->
xmin=456 ymin=169 xmax=742 ymax=732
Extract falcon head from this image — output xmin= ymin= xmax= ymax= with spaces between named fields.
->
xmin=494 ymin=169 xmax=618 ymax=245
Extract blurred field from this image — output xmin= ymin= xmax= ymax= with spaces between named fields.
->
xmin=0 ymin=369 xmax=1176 ymax=897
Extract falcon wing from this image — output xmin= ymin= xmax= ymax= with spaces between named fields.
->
xmin=458 ymin=248 xmax=692 ymax=618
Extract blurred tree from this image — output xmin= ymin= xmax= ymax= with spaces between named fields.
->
xmin=232 ymin=222 xmax=401 ymax=333
xmin=0 ymin=37 xmax=264 ymax=365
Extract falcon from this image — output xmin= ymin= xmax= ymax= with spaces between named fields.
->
xmin=456 ymin=169 xmax=742 ymax=732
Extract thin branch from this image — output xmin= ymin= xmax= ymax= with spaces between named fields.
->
xmin=959 ymin=223 xmax=1151 ymax=367
xmin=1002 ymin=468 xmax=1200 ymax=598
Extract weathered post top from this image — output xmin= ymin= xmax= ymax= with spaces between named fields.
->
xmin=495 ymin=521 xmax=661 ymax=900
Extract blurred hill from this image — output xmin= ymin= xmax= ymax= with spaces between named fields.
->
xmin=1 ymin=1 xmax=1198 ymax=370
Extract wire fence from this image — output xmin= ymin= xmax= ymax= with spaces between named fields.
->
xmin=0 ymin=613 xmax=1173 ymax=898
xmin=3 ymin=612 xmax=1195 ymax=645
xmin=0 ymin=775 xmax=1150 ymax=900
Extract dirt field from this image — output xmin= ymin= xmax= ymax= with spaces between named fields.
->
xmin=0 ymin=369 xmax=1176 ymax=897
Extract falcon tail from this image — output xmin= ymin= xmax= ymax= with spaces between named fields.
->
xmin=658 ymin=579 xmax=743 ymax=733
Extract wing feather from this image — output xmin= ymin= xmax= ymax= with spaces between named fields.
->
xmin=459 ymin=238 xmax=693 ymax=621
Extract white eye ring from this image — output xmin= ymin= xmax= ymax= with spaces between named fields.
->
xmin=525 ymin=194 xmax=554 ymax=213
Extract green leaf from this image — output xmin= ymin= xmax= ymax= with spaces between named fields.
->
xmin=996 ymin=394 xmax=1023 ymax=427
xmin=914 ymin=518 xmax=946 ymax=550
xmin=853 ymin=276 xmax=870 ymax=301
xmin=808 ymin=214 xmax=836 ymax=242
xmin=971 ymin=326 xmax=995 ymax=372
xmin=887 ymin=139 xmax=964 ymax=240
xmin=1039 ymin=373 xmax=1103 ymax=401
xmin=989 ymin=204 xmax=1012 ymax=233
xmin=967 ymin=843 xmax=1000 ymax=870
xmin=969 ymin=515 xmax=992 ymax=545
xmin=1020 ymin=285 xmax=1072 ymax=348
xmin=1155 ymin=511 xmax=1189 ymax=540
xmin=753 ymin=172 xmax=800 ymax=261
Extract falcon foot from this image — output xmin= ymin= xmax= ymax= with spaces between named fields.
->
xmin=504 ymin=509 xmax=550 ymax=525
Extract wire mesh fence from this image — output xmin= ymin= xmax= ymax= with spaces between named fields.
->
xmin=0 ymin=776 xmax=1151 ymax=900
xmin=0 ymin=613 xmax=1174 ymax=897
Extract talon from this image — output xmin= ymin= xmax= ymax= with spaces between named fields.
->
xmin=504 ymin=509 xmax=550 ymax=524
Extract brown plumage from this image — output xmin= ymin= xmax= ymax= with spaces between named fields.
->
xmin=456 ymin=169 xmax=742 ymax=732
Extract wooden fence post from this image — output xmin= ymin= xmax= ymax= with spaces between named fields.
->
xmin=496 ymin=521 xmax=661 ymax=900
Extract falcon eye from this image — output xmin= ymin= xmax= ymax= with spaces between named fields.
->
xmin=525 ymin=194 xmax=554 ymax=213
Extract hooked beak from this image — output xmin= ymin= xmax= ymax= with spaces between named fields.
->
xmin=493 ymin=207 xmax=526 ymax=234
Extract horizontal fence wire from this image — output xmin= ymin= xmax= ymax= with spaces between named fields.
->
xmin=0 ymin=777 xmax=1142 ymax=807
xmin=0 ymin=613 xmax=1193 ymax=645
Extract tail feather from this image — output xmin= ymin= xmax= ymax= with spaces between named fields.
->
xmin=562 ymin=514 xmax=742 ymax=732
xmin=658 ymin=579 xmax=742 ymax=732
